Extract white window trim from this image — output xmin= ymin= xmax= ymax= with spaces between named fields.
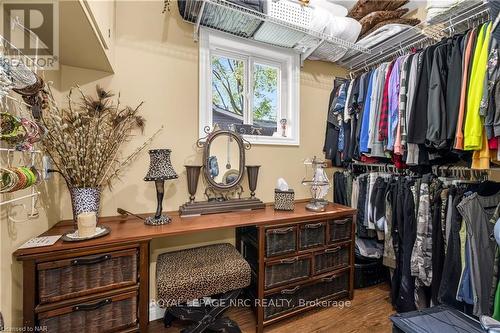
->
xmin=199 ymin=28 xmax=300 ymax=146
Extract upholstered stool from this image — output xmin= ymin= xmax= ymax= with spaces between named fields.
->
xmin=156 ymin=243 xmax=251 ymax=333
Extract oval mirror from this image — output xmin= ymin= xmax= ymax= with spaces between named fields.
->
xmin=203 ymin=130 xmax=245 ymax=190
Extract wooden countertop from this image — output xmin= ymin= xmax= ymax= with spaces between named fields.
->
xmin=13 ymin=201 xmax=356 ymax=259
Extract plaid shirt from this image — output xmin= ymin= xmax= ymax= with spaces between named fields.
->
xmin=378 ymin=61 xmax=395 ymax=142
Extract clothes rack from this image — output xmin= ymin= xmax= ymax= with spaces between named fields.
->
xmin=340 ymin=1 xmax=490 ymax=73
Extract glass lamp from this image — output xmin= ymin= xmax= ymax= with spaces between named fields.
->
xmin=144 ymin=149 xmax=178 ymax=225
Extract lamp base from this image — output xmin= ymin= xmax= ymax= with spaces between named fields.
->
xmin=305 ymin=200 xmax=328 ymax=212
xmin=145 ymin=215 xmax=172 ymax=226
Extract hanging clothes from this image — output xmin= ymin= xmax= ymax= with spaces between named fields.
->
xmin=324 ymin=22 xmax=499 ymax=170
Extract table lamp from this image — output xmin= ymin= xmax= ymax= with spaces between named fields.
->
xmin=144 ymin=149 xmax=178 ymax=225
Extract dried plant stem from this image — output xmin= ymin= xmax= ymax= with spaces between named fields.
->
xmin=41 ymin=84 xmax=148 ymax=189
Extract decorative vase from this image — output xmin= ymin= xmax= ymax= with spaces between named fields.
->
xmin=246 ymin=165 xmax=261 ymax=199
xmin=69 ymin=187 xmax=101 ymax=227
xmin=185 ymin=165 xmax=202 ymax=203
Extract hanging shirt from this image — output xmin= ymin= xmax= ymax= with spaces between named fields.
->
xmin=406 ymin=53 xmax=422 ymax=165
xmin=344 ymin=79 xmax=354 ymax=122
xmin=455 ymin=29 xmax=477 ymax=150
xmin=395 ymin=55 xmax=410 ymax=155
xmin=379 ymin=61 xmax=395 ymax=142
xmin=368 ymin=63 xmax=389 ymax=157
xmin=387 ymin=57 xmax=401 ymax=151
xmin=465 ymin=23 xmax=491 ymax=151
xmin=360 ymin=71 xmax=375 ymax=153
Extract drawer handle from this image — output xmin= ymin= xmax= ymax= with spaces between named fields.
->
xmin=332 ymin=219 xmax=350 ymax=225
xmin=281 ymin=286 xmax=300 ymax=295
xmin=73 ymin=298 xmax=112 ymax=312
xmin=322 ymin=274 xmax=338 ymax=282
xmin=304 ymin=223 xmax=323 ymax=229
xmin=324 ymin=247 xmax=341 ymax=254
xmin=269 ymin=227 xmax=293 ymax=235
xmin=71 ymin=254 xmax=111 ymax=266
xmin=280 ymin=257 xmax=298 ymax=264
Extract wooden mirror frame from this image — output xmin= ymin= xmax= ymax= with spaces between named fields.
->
xmin=202 ymin=129 xmax=245 ymax=191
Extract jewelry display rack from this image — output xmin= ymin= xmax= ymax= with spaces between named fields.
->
xmin=0 ymin=20 xmax=44 ymax=219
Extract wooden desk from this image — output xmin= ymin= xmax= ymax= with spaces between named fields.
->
xmin=14 ymin=202 xmax=356 ymax=333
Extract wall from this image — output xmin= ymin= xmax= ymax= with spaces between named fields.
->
xmin=2 ymin=0 xmax=345 ymax=327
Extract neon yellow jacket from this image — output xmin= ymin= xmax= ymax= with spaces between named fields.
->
xmin=464 ymin=23 xmax=491 ymax=150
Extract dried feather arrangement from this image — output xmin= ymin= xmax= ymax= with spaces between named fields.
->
xmin=41 ymin=85 xmax=159 ymax=188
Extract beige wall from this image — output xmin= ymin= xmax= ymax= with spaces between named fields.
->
xmin=1 ymin=0 xmax=345 ymax=326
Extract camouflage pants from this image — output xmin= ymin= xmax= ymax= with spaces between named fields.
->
xmin=410 ymin=182 xmax=433 ymax=287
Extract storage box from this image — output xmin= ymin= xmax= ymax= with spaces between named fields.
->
xmin=354 ymin=255 xmax=389 ymax=289
xmin=274 ymin=189 xmax=295 ymax=211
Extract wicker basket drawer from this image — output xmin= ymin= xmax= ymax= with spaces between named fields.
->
xmin=299 ymin=222 xmax=325 ymax=250
xmin=38 ymin=290 xmax=138 ymax=333
xmin=263 ymin=270 xmax=349 ymax=320
xmin=328 ymin=218 xmax=353 ymax=243
xmin=265 ymin=255 xmax=310 ymax=289
xmin=313 ymin=245 xmax=350 ymax=275
xmin=265 ymin=226 xmax=297 ymax=257
xmin=38 ymin=249 xmax=138 ymax=303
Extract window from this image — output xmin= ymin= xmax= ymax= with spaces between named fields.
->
xmin=200 ymin=29 xmax=300 ymax=145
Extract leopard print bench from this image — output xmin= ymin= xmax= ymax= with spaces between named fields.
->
xmin=156 ymin=243 xmax=251 ymax=304
xmin=156 ymin=243 xmax=251 ymax=332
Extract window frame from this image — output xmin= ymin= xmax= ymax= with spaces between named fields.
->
xmin=199 ymin=28 xmax=300 ymax=146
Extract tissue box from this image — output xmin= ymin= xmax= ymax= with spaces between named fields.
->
xmin=274 ymin=189 xmax=295 ymax=211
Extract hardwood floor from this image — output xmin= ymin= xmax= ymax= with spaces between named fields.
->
xmin=148 ymin=283 xmax=395 ymax=333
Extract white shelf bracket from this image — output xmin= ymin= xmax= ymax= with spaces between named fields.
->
xmin=193 ymin=1 xmax=207 ymax=42
xmin=301 ymin=38 xmax=325 ymax=66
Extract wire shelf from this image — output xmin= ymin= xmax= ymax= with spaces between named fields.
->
xmin=180 ymin=0 xmax=370 ymax=63
xmin=337 ymin=0 xmax=490 ymax=73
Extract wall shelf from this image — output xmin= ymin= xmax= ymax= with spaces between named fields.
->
xmin=338 ymin=0 xmax=490 ymax=73
xmin=180 ymin=0 xmax=370 ymax=65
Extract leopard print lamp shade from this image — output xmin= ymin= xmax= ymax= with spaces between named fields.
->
xmin=144 ymin=149 xmax=178 ymax=181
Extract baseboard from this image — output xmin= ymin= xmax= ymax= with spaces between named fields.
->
xmin=149 ymin=302 xmax=165 ymax=322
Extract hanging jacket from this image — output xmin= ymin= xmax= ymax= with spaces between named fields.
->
xmin=464 ymin=23 xmax=491 ymax=151
xmin=408 ymin=44 xmax=438 ymax=144
xmin=426 ymin=43 xmax=450 ymax=150
xmin=446 ymin=34 xmax=465 ymax=146
xmin=455 ymin=29 xmax=477 ymax=150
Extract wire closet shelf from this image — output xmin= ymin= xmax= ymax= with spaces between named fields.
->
xmin=338 ymin=0 xmax=491 ymax=74
xmin=180 ymin=0 xmax=371 ymax=63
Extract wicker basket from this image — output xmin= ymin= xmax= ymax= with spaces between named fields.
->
xmin=264 ymin=270 xmax=349 ymax=319
xmin=38 ymin=249 xmax=138 ymax=303
xmin=38 ymin=291 xmax=138 ymax=332
xmin=265 ymin=256 xmax=311 ymax=289
xmin=314 ymin=245 xmax=349 ymax=275
xmin=328 ymin=218 xmax=353 ymax=243
xmin=265 ymin=226 xmax=297 ymax=257
xmin=299 ymin=222 xmax=325 ymax=249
